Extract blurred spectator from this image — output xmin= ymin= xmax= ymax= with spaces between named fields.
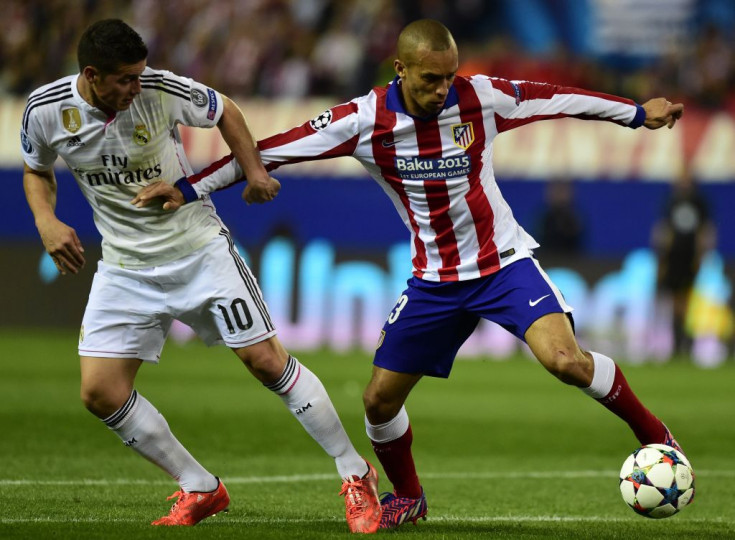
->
xmin=2 ymin=0 xmax=734 ymax=108
xmin=652 ymin=167 xmax=717 ymax=359
xmin=536 ymin=180 xmax=585 ymax=255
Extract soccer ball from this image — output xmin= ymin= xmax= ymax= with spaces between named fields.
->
xmin=619 ymin=444 xmax=695 ymax=518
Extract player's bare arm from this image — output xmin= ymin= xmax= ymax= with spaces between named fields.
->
xmin=641 ymin=97 xmax=684 ymax=130
xmin=23 ymin=163 xmax=85 ymax=275
xmin=132 ymin=96 xmax=280 ymax=211
xmin=218 ymin=95 xmax=280 ymax=205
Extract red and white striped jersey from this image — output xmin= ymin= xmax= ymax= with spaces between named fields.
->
xmin=185 ymin=75 xmax=645 ymax=282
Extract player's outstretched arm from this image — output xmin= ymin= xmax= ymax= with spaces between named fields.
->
xmin=218 ymin=95 xmax=280 ymax=204
xmin=131 ymin=170 xmax=278 ymax=211
xmin=642 ymin=98 xmax=684 ymax=129
xmin=23 ymin=164 xmax=85 ymax=275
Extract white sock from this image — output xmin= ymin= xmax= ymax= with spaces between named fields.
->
xmin=580 ymin=352 xmax=616 ymax=399
xmin=365 ymin=406 xmax=410 ymax=443
xmin=103 ymin=390 xmax=218 ymax=492
xmin=266 ymin=356 xmax=367 ymax=479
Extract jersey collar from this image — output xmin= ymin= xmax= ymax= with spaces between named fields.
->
xmin=386 ymin=76 xmax=458 ymax=120
xmin=71 ymin=74 xmax=94 ymax=111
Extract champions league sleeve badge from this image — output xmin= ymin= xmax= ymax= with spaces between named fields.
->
xmin=20 ymin=129 xmax=33 ymax=153
xmin=309 ymin=110 xmax=333 ymax=131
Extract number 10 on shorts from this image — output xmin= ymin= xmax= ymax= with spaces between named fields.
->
xmin=217 ymin=298 xmax=253 ymax=333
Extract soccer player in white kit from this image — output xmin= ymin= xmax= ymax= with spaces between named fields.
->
xmin=20 ymin=19 xmax=381 ymax=532
xmin=135 ymin=19 xmax=691 ymax=531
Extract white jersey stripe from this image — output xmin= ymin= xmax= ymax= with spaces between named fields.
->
xmin=415 ymin=114 xmax=461 ymax=280
xmin=456 ymin=78 xmax=499 ymax=277
xmin=369 ymin=89 xmax=429 ymax=277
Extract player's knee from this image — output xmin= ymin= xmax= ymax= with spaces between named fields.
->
xmin=543 ymin=349 xmax=590 ymax=386
xmin=79 ymin=383 xmax=127 ymax=418
xmin=80 ymin=382 xmax=102 ymax=412
xmin=240 ymin=352 xmax=280 ymax=381
xmin=234 ymin=343 xmax=288 ymax=383
xmin=362 ymin=387 xmax=401 ymax=424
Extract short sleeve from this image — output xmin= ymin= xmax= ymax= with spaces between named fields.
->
xmin=154 ymin=69 xmax=224 ymax=128
xmin=21 ymin=113 xmax=57 ymax=171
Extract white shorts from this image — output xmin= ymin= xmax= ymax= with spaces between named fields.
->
xmin=78 ymin=230 xmax=277 ymax=362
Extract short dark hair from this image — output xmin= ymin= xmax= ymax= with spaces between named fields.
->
xmin=77 ymin=19 xmax=148 ymax=75
xmin=397 ymin=19 xmax=456 ymax=64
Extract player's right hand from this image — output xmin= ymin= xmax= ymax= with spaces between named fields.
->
xmin=131 ymin=181 xmax=185 ymax=211
xmin=37 ymin=217 xmax=85 ymax=275
xmin=242 ymin=175 xmax=281 ymax=205
xmin=642 ymin=98 xmax=684 ymax=130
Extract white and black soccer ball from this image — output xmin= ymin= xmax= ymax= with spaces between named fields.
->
xmin=619 ymin=444 xmax=695 ymax=518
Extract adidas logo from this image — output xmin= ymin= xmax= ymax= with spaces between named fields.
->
xmin=66 ymin=136 xmax=85 ymax=147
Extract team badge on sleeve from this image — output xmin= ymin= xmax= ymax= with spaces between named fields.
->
xmin=309 ymin=110 xmax=332 ymax=131
xmin=451 ymin=122 xmax=474 ymax=150
xmin=20 ymin=129 xmax=33 ymax=153
xmin=62 ymin=108 xmax=82 ymax=133
xmin=190 ymin=88 xmax=208 ymax=108
xmin=207 ymin=88 xmax=217 ymax=120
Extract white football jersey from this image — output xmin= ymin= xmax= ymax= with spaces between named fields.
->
xmin=21 ymin=67 xmax=226 ymax=268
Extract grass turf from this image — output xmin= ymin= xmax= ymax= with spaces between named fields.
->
xmin=0 ymin=329 xmax=733 ymax=539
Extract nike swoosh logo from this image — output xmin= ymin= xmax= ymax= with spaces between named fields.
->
xmin=381 ymin=139 xmax=402 ymax=148
xmin=529 ymin=294 xmax=551 ymax=307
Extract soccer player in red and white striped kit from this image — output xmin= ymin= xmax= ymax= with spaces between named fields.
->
xmin=134 ymin=19 xmax=689 ymax=531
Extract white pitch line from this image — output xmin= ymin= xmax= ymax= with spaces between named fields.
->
xmin=0 ymin=469 xmax=731 ymax=487
xmin=0 ymin=515 xmax=732 ymax=525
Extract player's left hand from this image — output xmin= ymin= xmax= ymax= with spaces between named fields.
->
xmin=242 ymin=174 xmax=281 ymax=205
xmin=131 ymin=181 xmax=185 ymax=211
xmin=642 ymin=98 xmax=684 ymax=130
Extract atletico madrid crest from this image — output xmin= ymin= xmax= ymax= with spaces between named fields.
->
xmin=451 ymin=122 xmax=474 ymax=150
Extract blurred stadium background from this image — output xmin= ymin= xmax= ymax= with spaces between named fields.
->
xmin=2 ymin=0 xmax=735 ymax=366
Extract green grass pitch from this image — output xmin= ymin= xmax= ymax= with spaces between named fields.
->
xmin=0 ymin=329 xmax=733 ymax=539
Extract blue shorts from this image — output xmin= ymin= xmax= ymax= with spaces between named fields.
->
xmin=373 ymin=257 xmax=572 ymax=378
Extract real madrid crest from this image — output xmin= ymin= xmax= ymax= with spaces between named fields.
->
xmin=62 ymin=108 xmax=82 ymax=133
xmin=133 ymin=124 xmax=151 ymax=146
